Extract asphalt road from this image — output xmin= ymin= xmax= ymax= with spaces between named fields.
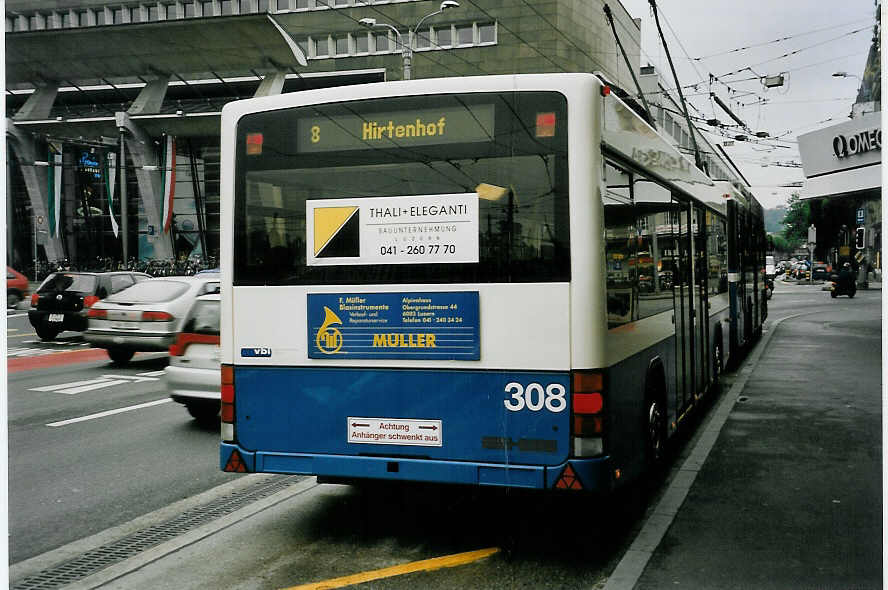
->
xmin=7 ymin=279 xmax=881 ymax=589
xmin=7 ymin=312 xmax=240 ymax=564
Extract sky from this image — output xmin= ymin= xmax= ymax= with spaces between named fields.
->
xmin=618 ymin=0 xmax=879 ymax=209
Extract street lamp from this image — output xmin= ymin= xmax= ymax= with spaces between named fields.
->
xmin=359 ymin=0 xmax=460 ymax=80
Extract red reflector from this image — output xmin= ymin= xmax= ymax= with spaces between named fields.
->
xmin=246 ymin=133 xmax=263 ymax=155
xmin=573 ymin=392 xmax=603 ymax=414
xmin=224 ymin=449 xmax=248 ymax=473
xmin=141 ymin=310 xmax=174 ymax=321
xmin=601 ymin=85 xmax=611 ymax=96
xmin=535 ymin=112 xmax=556 ymax=137
xmin=87 ymin=308 xmax=107 ymax=319
xmin=572 ymin=371 xmax=603 ymax=393
xmin=554 ymin=464 xmax=583 ymax=490
xmin=221 ymin=384 xmax=234 ymax=404
xmin=83 ymin=295 xmax=100 ymax=308
xmin=221 ymin=401 xmax=235 ymax=423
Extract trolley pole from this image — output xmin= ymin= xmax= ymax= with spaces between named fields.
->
xmin=119 ymin=127 xmax=128 ymax=263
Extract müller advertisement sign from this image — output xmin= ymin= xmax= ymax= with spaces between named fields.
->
xmin=307 ymin=291 xmax=480 ymax=360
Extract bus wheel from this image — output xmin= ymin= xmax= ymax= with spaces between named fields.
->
xmin=713 ymin=341 xmax=723 ymax=385
xmin=645 ymin=393 xmax=666 ymax=466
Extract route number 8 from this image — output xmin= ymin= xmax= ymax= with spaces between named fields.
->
xmin=503 ymin=382 xmax=567 ymax=413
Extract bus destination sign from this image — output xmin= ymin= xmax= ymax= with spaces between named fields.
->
xmin=297 ymin=104 xmax=494 ymax=152
xmin=307 ymin=291 xmax=480 ymax=360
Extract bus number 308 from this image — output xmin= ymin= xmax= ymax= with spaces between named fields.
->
xmin=503 ymin=382 xmax=567 ymax=412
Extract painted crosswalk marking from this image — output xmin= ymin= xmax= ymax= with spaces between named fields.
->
xmin=30 ymin=373 xmax=161 ymax=395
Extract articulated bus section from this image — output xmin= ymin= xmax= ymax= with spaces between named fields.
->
xmin=219 ymin=74 xmax=766 ymax=494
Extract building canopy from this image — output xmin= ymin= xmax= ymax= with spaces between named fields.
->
xmin=6 ymin=14 xmax=306 ymax=91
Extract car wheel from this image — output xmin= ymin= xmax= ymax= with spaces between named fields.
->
xmin=108 ymin=348 xmax=135 ymax=365
xmin=35 ymin=325 xmax=60 ymax=341
xmin=7 ymin=291 xmax=21 ymax=309
xmin=185 ymin=402 xmax=221 ymax=425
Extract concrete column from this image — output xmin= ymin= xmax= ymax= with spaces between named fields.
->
xmin=6 ymin=120 xmax=65 ymax=262
xmin=253 ymin=70 xmax=287 ymax=97
xmin=128 ymin=75 xmax=170 ymax=115
xmin=13 ymin=85 xmax=59 ymax=121
xmin=114 ymin=112 xmax=174 ymax=259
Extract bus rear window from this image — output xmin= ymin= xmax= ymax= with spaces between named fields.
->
xmin=233 ymin=92 xmax=569 ymax=286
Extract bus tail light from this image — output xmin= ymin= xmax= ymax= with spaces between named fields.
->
xmin=221 ymin=364 xmax=235 ymax=442
xmin=571 ymin=370 xmax=605 ymax=457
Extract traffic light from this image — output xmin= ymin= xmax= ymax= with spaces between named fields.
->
xmin=855 ymin=227 xmax=866 ymax=250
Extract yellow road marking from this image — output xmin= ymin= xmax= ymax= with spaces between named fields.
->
xmin=283 ymin=547 xmax=500 ymax=590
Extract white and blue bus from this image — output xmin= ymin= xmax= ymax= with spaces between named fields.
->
xmin=219 ymin=74 xmax=766 ymax=493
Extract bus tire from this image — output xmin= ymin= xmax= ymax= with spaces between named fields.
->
xmin=643 ymin=370 xmax=667 ymax=468
xmin=713 ymin=337 xmax=723 ymax=386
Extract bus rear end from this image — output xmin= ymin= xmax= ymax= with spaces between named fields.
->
xmin=220 ymin=75 xmax=610 ymax=492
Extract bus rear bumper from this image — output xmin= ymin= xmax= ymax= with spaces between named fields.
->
xmin=221 ymin=443 xmax=614 ymax=492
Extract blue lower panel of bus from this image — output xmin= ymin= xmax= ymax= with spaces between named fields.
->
xmin=221 ymin=442 xmax=614 ymax=491
xmin=222 ymin=366 xmax=614 ymax=491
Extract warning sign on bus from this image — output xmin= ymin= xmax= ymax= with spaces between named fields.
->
xmin=347 ymin=417 xmax=443 ymax=447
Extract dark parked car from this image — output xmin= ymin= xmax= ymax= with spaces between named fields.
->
xmin=28 ymin=271 xmax=150 ymax=340
xmin=811 ymin=262 xmax=831 ymax=281
xmin=7 ymin=266 xmax=29 ymax=309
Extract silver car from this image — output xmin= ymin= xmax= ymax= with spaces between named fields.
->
xmin=85 ymin=276 xmax=220 ymax=364
xmin=165 ymin=293 xmax=221 ymax=424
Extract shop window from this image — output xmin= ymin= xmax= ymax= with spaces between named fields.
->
xmin=240 ymin=0 xmax=254 ymax=12
xmin=295 ymin=0 xmax=311 ymax=8
xmin=94 ymin=10 xmax=106 ymax=25
xmin=221 ymin=0 xmax=234 ymax=14
xmin=166 ymin=4 xmax=178 ymax=19
xmin=259 ymin=0 xmax=270 ymax=11
xmin=185 ymin=2 xmax=197 ymax=17
xmin=148 ymin=5 xmax=160 ymax=20
xmin=334 ymin=0 xmax=349 ymax=6
xmin=202 ymin=1 xmax=214 ymax=16
xmin=277 ymin=0 xmax=290 ymax=9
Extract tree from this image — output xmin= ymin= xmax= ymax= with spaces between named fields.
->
xmin=781 ymin=192 xmax=810 ymax=249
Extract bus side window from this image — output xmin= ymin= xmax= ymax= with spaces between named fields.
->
xmin=603 ymin=162 xmax=638 ymax=328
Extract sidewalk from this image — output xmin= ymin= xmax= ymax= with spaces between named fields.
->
xmin=629 ymin=295 xmax=882 ymax=588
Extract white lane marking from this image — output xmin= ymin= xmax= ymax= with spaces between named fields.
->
xmin=47 ymin=399 xmax=172 ymax=427
xmin=29 ymin=373 xmax=161 ymax=395
xmin=7 ymin=313 xmax=28 ymax=319
xmin=8 ymin=347 xmax=57 ymax=358
xmin=31 ymin=378 xmax=123 ymax=394
xmin=138 ymin=370 xmax=166 ymax=377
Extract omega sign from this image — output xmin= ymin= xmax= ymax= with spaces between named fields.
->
xmin=833 ymin=128 xmax=881 ymax=159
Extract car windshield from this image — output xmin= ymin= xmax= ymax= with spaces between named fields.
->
xmin=38 ymin=273 xmax=97 ymax=294
xmin=106 ymin=280 xmax=189 ymax=303
xmin=184 ymin=300 xmax=220 ymax=335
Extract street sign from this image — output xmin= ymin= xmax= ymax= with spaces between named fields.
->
xmin=857 ymin=207 xmax=865 ymax=224
xmin=807 ymin=224 xmax=817 ymax=245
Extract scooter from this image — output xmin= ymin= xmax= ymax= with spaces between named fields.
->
xmin=829 ymin=274 xmax=856 ymax=298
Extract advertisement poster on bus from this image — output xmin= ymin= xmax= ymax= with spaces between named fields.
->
xmin=305 ymin=193 xmax=479 ymax=266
